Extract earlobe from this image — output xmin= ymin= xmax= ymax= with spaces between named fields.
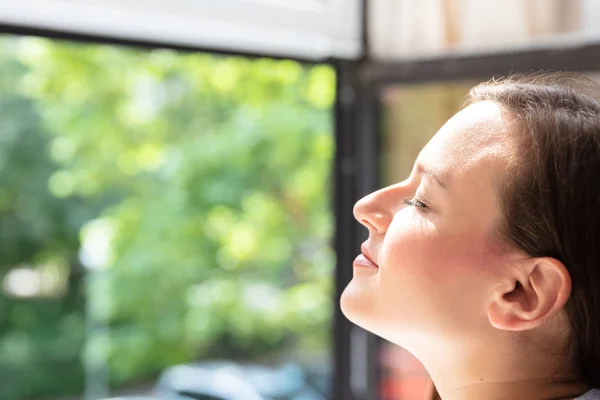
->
xmin=487 ymin=258 xmax=572 ymax=331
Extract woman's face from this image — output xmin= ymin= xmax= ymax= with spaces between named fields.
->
xmin=341 ymin=101 xmax=518 ymax=347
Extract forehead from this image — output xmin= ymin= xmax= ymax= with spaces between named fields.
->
xmin=417 ymin=101 xmax=515 ymax=237
xmin=417 ymin=101 xmax=514 ymax=186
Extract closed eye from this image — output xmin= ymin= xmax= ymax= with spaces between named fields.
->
xmin=403 ymin=197 xmax=429 ymax=210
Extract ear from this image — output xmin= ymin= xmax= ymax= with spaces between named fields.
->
xmin=488 ymin=257 xmax=572 ymax=331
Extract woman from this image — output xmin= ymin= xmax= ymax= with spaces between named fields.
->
xmin=341 ymin=73 xmax=600 ymax=400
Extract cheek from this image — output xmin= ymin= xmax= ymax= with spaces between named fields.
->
xmin=380 ymin=215 xmax=500 ymax=285
xmin=375 ymin=217 xmax=505 ymax=335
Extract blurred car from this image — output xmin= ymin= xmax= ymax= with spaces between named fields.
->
xmin=152 ymin=360 xmax=329 ymax=400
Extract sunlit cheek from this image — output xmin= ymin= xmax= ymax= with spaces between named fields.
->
xmin=381 ymin=215 xmax=492 ymax=285
xmin=381 ymin=214 xmax=438 ymax=275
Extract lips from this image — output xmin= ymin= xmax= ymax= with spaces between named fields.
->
xmin=353 ymin=243 xmax=379 ymax=268
xmin=353 ymin=254 xmax=379 ymax=269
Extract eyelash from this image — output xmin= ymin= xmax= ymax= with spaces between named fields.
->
xmin=403 ymin=197 xmax=429 ymax=210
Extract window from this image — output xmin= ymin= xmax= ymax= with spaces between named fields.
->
xmin=380 ymin=81 xmax=475 ymax=186
xmin=0 ymin=33 xmax=335 ymax=399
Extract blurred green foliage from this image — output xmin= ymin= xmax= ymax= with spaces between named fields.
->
xmin=0 ymin=35 xmax=335 ymax=398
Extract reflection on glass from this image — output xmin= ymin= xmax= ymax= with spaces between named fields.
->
xmin=379 ymin=81 xmax=476 ymax=400
xmin=0 ymin=34 xmax=334 ymax=399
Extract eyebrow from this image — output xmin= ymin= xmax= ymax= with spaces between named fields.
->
xmin=416 ymin=164 xmax=447 ymax=190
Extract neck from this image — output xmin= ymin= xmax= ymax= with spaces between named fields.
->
xmin=404 ymin=330 xmax=589 ymax=400
xmin=430 ymin=375 xmax=588 ymax=400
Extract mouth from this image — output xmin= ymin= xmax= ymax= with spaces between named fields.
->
xmin=353 ymin=244 xmax=379 ymax=269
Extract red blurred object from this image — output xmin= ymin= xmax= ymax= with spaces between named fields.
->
xmin=380 ymin=343 xmax=430 ymax=400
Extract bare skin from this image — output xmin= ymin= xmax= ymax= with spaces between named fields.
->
xmin=341 ymin=101 xmax=590 ymax=400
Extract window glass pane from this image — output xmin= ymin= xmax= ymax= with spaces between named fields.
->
xmin=381 ymin=81 xmax=476 ymax=186
xmin=0 ymin=34 xmax=335 ymax=399
xmin=369 ymin=0 xmax=595 ymax=60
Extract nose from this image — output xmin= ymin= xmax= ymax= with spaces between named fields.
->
xmin=353 ymin=184 xmax=404 ymax=235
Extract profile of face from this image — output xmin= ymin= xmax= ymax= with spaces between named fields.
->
xmin=341 ymin=100 xmax=568 ymax=354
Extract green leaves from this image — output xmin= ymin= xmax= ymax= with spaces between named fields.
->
xmin=0 ymin=33 xmax=335 ymax=397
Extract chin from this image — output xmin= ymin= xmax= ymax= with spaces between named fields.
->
xmin=340 ymin=279 xmax=423 ymax=347
xmin=340 ymin=279 xmax=380 ymax=331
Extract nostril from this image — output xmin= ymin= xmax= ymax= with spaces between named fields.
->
xmin=359 ymin=211 xmax=390 ymax=234
xmin=360 ymin=218 xmax=377 ymax=231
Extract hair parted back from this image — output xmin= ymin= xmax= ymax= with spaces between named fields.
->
xmin=427 ymin=71 xmax=600 ymax=399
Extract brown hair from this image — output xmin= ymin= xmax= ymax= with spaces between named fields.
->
xmin=427 ymin=72 xmax=600 ymax=399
